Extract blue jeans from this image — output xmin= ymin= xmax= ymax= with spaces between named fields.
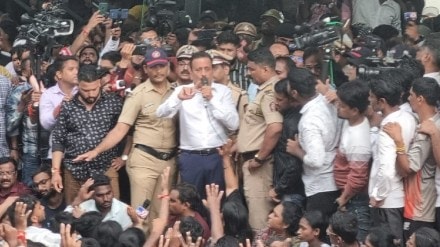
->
xmin=346 ymin=193 xmax=371 ymax=243
xmin=21 ymin=153 xmax=41 ymax=187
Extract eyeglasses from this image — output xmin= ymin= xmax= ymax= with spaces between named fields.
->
xmin=0 ymin=171 xmax=16 ymax=176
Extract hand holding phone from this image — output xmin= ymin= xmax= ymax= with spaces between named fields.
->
xmin=136 ymin=206 xmax=149 ymax=219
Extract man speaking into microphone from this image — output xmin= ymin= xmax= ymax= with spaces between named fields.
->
xmin=157 ymin=51 xmax=239 ymax=197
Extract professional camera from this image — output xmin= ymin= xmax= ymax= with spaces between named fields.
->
xmin=357 ymin=65 xmax=395 ymax=80
xmin=143 ymin=0 xmax=192 ymax=37
xmin=291 ymin=26 xmax=340 ymax=50
xmin=15 ymin=1 xmax=74 ymax=58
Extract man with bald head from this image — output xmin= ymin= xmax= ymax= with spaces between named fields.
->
xmin=269 ymin=42 xmax=289 ymax=57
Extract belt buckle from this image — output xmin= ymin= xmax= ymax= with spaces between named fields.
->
xmin=160 ymin=152 xmax=169 ymax=160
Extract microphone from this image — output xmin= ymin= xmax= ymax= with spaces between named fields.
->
xmin=201 ymin=76 xmax=209 ymax=107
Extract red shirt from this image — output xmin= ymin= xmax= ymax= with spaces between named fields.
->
xmin=0 ymin=182 xmax=31 ymax=204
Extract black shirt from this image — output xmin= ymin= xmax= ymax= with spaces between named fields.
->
xmin=273 ymin=108 xmax=305 ymax=197
xmin=52 ymin=92 xmax=123 ymax=180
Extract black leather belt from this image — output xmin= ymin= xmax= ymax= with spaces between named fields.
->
xmin=134 ymin=144 xmax=177 ymax=161
xmin=239 ymin=150 xmax=259 ymax=163
xmin=181 ymin=148 xmax=218 ymax=156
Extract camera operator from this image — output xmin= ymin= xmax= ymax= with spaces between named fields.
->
xmin=341 ymin=46 xmax=374 ymax=81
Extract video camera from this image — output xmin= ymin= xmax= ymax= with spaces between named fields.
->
xmin=143 ymin=0 xmax=192 ymax=37
xmin=15 ymin=1 xmax=74 ymax=59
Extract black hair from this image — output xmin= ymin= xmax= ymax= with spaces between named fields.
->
xmin=274 ymin=78 xmax=292 ymax=99
xmin=303 ymin=46 xmax=322 ymax=62
xmin=79 ymin=45 xmax=98 ymax=57
xmin=44 ymin=63 xmax=59 ymax=88
xmin=214 ymin=235 xmax=240 ymax=247
xmin=369 ymin=78 xmax=402 ymax=107
xmin=78 ymin=64 xmax=102 ymax=83
xmin=398 ymin=57 xmax=424 ymax=80
xmin=282 ymin=201 xmax=304 ymax=237
xmin=179 ymin=216 xmax=204 ymax=242
xmin=101 ymin=51 xmax=122 ymax=67
xmin=8 ymin=194 xmax=39 ymax=227
xmin=173 ymin=183 xmax=209 ymax=222
xmin=247 ymin=48 xmax=276 ymax=69
xmin=89 ymin=174 xmax=111 ymax=192
xmin=118 ymin=227 xmax=147 ymax=247
xmin=48 ymin=211 xmax=74 ymax=234
xmin=190 ymin=51 xmax=213 ymax=68
xmin=10 ymin=45 xmax=30 ymax=60
xmin=27 ymin=241 xmax=47 ymax=247
xmin=72 ymin=211 xmax=103 ymax=238
xmin=222 ymin=200 xmax=253 ymax=244
xmin=412 ymin=77 xmax=440 ymax=107
xmin=92 ymin=220 xmax=123 ymax=247
xmin=329 ymin=211 xmax=358 ymax=244
xmin=81 ymin=238 xmax=101 ymax=247
xmin=52 ymin=56 xmax=78 ymax=73
xmin=302 ymin=211 xmax=328 ymax=242
xmin=414 ymin=227 xmax=440 ymax=247
xmin=378 ymin=68 xmax=414 ymax=104
xmin=276 ymin=56 xmax=296 ymax=71
xmin=367 ymin=225 xmax=398 ymax=247
xmin=0 ymin=156 xmax=17 ymax=170
xmin=31 ymin=165 xmax=52 ymax=180
xmin=175 ymin=27 xmax=190 ymax=46
xmin=217 ymin=30 xmax=240 ymax=47
xmin=287 ymin=68 xmax=317 ymax=98
xmin=337 ymin=80 xmax=370 ymax=114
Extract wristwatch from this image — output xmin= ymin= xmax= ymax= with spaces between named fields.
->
xmin=121 ymin=154 xmax=129 ymax=161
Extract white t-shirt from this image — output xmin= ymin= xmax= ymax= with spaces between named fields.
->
xmin=369 ymin=109 xmax=417 ymax=208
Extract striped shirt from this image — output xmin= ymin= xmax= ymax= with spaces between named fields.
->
xmin=230 ymin=60 xmax=252 ymax=91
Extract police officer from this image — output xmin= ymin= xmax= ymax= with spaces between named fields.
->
xmin=207 ymin=49 xmax=248 ymax=122
xmin=74 ymin=48 xmax=177 ymax=220
xmin=236 ymin=48 xmax=283 ymax=231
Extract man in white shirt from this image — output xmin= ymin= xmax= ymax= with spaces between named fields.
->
xmin=156 ymin=51 xmax=239 ymax=197
xmin=64 ymin=175 xmax=133 ymax=230
xmin=368 ymin=78 xmax=417 ymax=244
xmin=416 ymin=37 xmax=440 ymax=84
xmin=286 ymin=68 xmax=341 ymax=220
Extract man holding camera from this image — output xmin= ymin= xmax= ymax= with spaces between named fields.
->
xmin=74 ymin=48 xmax=177 ymax=221
xmin=51 ymin=64 xmax=122 ymax=204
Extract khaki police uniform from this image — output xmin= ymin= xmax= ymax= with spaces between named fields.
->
xmin=236 ymin=76 xmax=283 ymax=231
xmin=118 ymin=79 xmax=177 ymax=220
xmin=228 ymin=82 xmax=249 ymax=124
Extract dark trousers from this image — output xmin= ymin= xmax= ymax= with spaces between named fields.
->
xmin=371 ymin=207 xmax=404 ymax=246
xmin=306 ymin=190 xmax=340 ymax=220
xmin=346 ymin=193 xmax=371 ymax=243
xmin=436 ymin=207 xmax=440 ymax=232
xmin=403 ymin=219 xmax=435 ymax=242
xmin=178 ymin=151 xmax=225 ymax=199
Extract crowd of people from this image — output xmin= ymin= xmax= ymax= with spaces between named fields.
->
xmin=0 ymin=0 xmax=440 ymax=246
